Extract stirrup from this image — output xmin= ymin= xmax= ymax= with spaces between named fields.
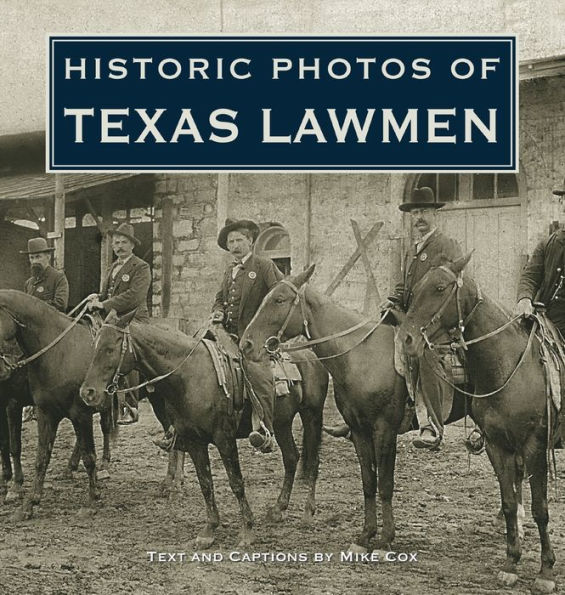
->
xmin=153 ymin=427 xmax=177 ymax=452
xmin=413 ymin=430 xmax=441 ymax=450
xmin=464 ymin=428 xmax=485 ymax=455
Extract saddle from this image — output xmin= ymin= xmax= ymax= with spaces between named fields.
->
xmin=202 ymin=326 xmax=302 ymax=411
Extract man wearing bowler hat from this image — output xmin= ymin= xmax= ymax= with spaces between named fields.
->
xmin=87 ymin=222 xmax=151 ymax=424
xmin=515 ymin=178 xmax=565 ymax=334
xmin=326 ymin=187 xmax=466 ymax=450
xmin=22 ymin=237 xmax=69 ymax=312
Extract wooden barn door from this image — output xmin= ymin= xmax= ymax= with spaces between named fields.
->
xmin=415 ymin=173 xmax=524 ymax=309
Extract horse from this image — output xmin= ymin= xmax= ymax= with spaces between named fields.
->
xmin=79 ymin=310 xmax=329 ymax=548
xmin=395 ymin=254 xmax=556 ymax=594
xmin=0 ymin=290 xmax=179 ymax=519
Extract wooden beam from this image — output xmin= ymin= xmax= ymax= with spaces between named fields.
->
xmin=304 ymin=174 xmax=312 ymax=269
xmin=325 ymin=221 xmax=383 ymax=296
xmin=161 ymin=198 xmax=174 ymax=317
xmin=99 ymin=197 xmax=113 ymax=290
xmin=82 ymin=197 xmax=105 ymax=234
xmin=53 ymin=175 xmax=65 ymax=268
xmin=216 ymin=173 xmax=229 ymax=226
xmin=350 ymin=220 xmax=381 ymax=314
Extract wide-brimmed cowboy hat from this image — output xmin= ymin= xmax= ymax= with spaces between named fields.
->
xmin=19 ymin=237 xmax=55 ymax=254
xmin=217 ymin=218 xmax=260 ymax=251
xmin=553 ymin=178 xmax=565 ymax=196
xmin=108 ymin=222 xmax=140 ymax=246
xmin=399 ymin=187 xmax=445 ymax=212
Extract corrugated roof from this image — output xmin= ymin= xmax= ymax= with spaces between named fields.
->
xmin=0 ymin=173 xmax=139 ymax=203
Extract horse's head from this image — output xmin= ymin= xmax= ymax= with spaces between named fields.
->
xmin=0 ymin=306 xmax=23 ymax=381
xmin=79 ymin=309 xmax=137 ymax=409
xmin=240 ymin=264 xmax=316 ymax=361
xmin=397 ymin=252 xmax=474 ymax=357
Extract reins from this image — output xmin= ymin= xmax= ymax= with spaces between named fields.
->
xmin=263 ymin=279 xmax=385 ymax=361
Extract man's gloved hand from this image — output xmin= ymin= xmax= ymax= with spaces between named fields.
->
xmin=379 ymin=298 xmax=395 ymax=311
xmin=513 ymin=297 xmax=534 ymax=318
xmin=211 ymin=310 xmax=224 ymax=323
xmin=86 ymin=293 xmax=99 ymax=301
xmin=87 ymin=298 xmax=104 ymax=312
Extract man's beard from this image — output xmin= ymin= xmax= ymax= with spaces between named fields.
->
xmin=31 ymin=263 xmax=44 ymax=278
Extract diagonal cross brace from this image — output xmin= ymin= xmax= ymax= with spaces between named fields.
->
xmin=325 ymin=221 xmax=383 ymax=296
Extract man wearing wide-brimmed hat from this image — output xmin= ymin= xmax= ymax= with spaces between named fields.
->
xmin=21 ymin=237 xmax=69 ymax=312
xmin=325 ymin=187 xmax=465 ymax=451
xmin=87 ymin=222 xmax=151 ymax=424
xmin=515 ymin=178 xmax=565 ymax=334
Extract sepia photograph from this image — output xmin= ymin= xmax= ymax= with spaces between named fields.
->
xmin=1 ymin=1 xmax=565 ymax=594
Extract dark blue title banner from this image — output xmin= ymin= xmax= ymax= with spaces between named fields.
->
xmin=48 ymin=36 xmax=517 ymax=172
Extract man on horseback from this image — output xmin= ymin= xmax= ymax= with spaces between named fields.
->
xmin=514 ymin=179 xmax=565 ymax=334
xmin=326 ymin=187 xmax=463 ymax=449
xmin=211 ymin=218 xmax=283 ymax=451
xmin=87 ymin=222 xmax=151 ymax=424
xmin=21 ymin=237 xmax=69 ymax=422
xmin=22 ymin=237 xmax=69 ymax=313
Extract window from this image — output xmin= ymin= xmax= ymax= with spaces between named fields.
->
xmin=415 ymin=173 xmax=519 ymax=205
xmin=254 ymin=224 xmax=291 ymax=275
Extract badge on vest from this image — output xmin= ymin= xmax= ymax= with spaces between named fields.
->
xmin=248 ymin=271 xmax=256 ymax=279
xmin=420 ymin=253 xmax=427 ymax=261
xmin=37 ymin=286 xmax=44 ymax=293
xmin=121 ymin=274 xmax=130 ymax=282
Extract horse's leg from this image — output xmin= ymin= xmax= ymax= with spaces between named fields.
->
xmin=298 ymin=405 xmax=322 ymax=522
xmin=485 ymin=442 xmax=521 ymax=588
xmin=63 ymin=438 xmax=81 ymax=480
xmin=7 ymin=399 xmax=24 ymax=500
xmin=184 ymin=439 xmax=220 ymax=549
xmin=373 ymin=417 xmax=397 ymax=550
xmin=98 ymin=409 xmax=116 ymax=480
xmin=160 ymin=450 xmax=178 ymax=497
xmin=525 ymin=437 xmax=556 ymax=593
xmin=515 ymin=455 xmax=525 ymax=540
xmin=72 ymin=415 xmax=100 ymax=514
xmin=215 ymin=435 xmax=255 ymax=547
xmin=14 ymin=407 xmax=61 ymax=521
xmin=0 ymin=403 xmax=11 ymax=504
xmin=266 ymin=415 xmax=298 ymax=523
xmin=349 ymin=429 xmax=377 ymax=552
xmin=167 ymin=450 xmax=185 ymax=502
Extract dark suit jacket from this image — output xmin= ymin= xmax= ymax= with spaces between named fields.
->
xmin=100 ymin=254 xmax=151 ymax=320
xmin=391 ymin=230 xmax=462 ymax=311
xmin=213 ymin=254 xmax=283 ymax=338
xmin=517 ymin=229 xmax=565 ymax=305
xmin=24 ymin=265 xmax=69 ymax=312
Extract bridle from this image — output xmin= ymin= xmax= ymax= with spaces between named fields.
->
xmin=264 ymin=280 xmax=312 ymax=354
xmin=263 ymin=279 xmax=384 ymax=359
xmin=416 ymin=265 xmax=483 ymax=351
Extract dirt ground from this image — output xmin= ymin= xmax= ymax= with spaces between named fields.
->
xmin=1 ymin=394 xmax=565 ymax=595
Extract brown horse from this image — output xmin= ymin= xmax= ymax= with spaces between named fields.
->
xmin=241 ymin=265 xmax=407 ymax=552
xmin=395 ymin=254 xmax=556 ymax=594
xmin=79 ymin=310 xmax=329 ymax=547
xmin=0 ymin=290 xmax=183 ymax=519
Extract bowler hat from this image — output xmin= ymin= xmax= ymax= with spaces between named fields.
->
xmin=19 ymin=237 xmax=55 ymax=254
xmin=217 ymin=218 xmax=260 ymax=251
xmin=109 ymin=222 xmax=140 ymax=246
xmin=399 ymin=187 xmax=445 ymax=212
xmin=553 ymin=178 xmax=565 ymax=196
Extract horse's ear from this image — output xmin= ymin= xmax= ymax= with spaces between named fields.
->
xmin=116 ymin=309 xmax=137 ymax=328
xmin=104 ymin=309 xmax=120 ymax=325
xmin=291 ymin=264 xmax=316 ymax=288
xmin=449 ymin=251 xmax=474 ymax=276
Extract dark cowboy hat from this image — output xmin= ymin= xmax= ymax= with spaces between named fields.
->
xmin=553 ymin=178 xmax=565 ymax=196
xmin=217 ymin=218 xmax=260 ymax=251
xmin=19 ymin=237 xmax=55 ymax=254
xmin=108 ymin=222 xmax=140 ymax=246
xmin=399 ymin=187 xmax=445 ymax=212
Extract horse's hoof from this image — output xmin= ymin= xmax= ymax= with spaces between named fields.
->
xmin=237 ymin=532 xmax=255 ymax=548
xmin=97 ymin=469 xmax=110 ymax=481
xmin=532 ymin=578 xmax=556 ymax=594
xmin=195 ymin=535 xmax=215 ymax=549
xmin=497 ymin=571 xmax=518 ymax=588
xmin=301 ymin=510 xmax=314 ymax=526
xmin=266 ymin=506 xmax=283 ymax=523
xmin=77 ymin=506 xmax=97 ymax=519
xmin=348 ymin=543 xmax=368 ymax=554
xmin=13 ymin=507 xmax=32 ymax=522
